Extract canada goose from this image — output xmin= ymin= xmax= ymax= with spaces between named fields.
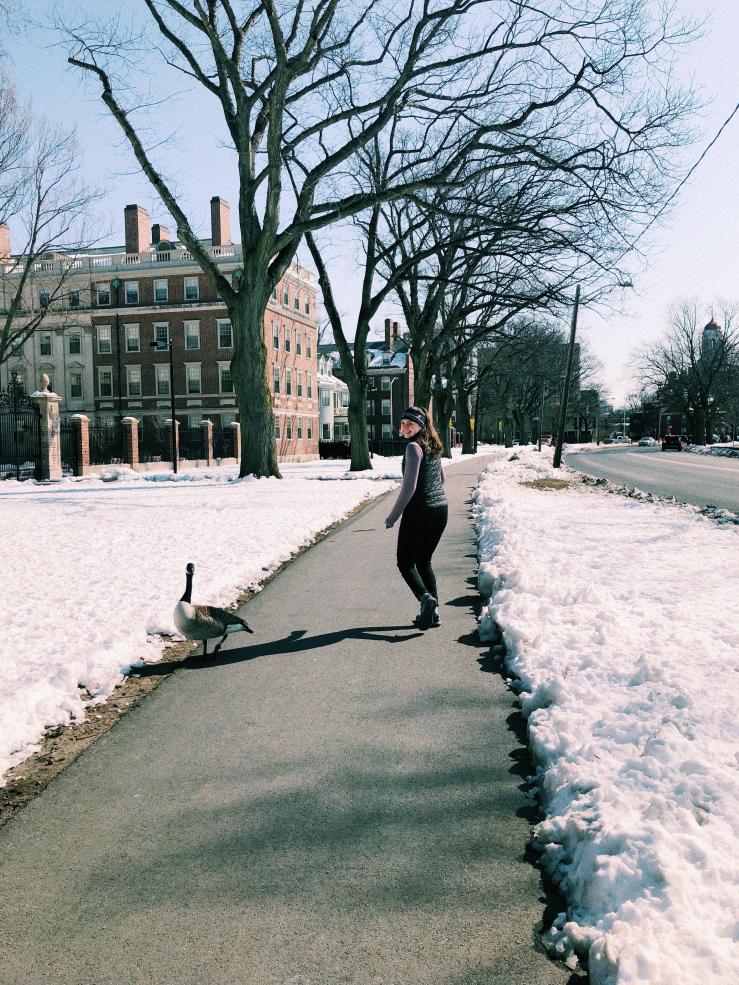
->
xmin=174 ymin=562 xmax=253 ymax=656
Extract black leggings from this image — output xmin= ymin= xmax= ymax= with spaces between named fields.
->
xmin=396 ymin=505 xmax=448 ymax=601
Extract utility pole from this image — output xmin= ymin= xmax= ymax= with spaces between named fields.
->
xmin=553 ymin=285 xmax=580 ymax=469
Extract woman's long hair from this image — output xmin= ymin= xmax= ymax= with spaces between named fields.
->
xmin=410 ymin=406 xmax=443 ymax=457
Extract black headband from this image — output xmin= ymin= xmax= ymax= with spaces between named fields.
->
xmin=401 ymin=408 xmax=427 ymax=428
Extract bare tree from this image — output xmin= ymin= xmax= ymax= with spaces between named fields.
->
xmin=636 ymin=298 xmax=739 ymax=443
xmin=0 ymin=74 xmax=101 ymax=367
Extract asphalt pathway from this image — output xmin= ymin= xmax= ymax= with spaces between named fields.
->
xmin=0 ymin=456 xmax=574 ymax=985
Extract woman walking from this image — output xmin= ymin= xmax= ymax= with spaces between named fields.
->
xmin=385 ymin=406 xmax=448 ymax=630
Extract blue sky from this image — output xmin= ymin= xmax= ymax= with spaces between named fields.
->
xmin=9 ymin=1 xmax=739 ymax=405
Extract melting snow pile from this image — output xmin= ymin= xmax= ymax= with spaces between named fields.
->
xmin=475 ymin=449 xmax=739 ymax=984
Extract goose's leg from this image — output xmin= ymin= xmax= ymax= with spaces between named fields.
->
xmin=212 ymin=633 xmax=228 ymax=655
xmin=202 ymin=639 xmax=209 ymax=657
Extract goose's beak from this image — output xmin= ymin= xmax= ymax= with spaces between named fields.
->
xmin=245 ymin=623 xmax=254 ymax=634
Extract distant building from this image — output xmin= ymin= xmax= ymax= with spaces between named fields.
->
xmin=0 ymin=199 xmax=320 ymax=461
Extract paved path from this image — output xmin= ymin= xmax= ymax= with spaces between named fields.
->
xmin=0 ymin=457 xmax=573 ymax=985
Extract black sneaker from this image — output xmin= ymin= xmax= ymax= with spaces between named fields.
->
xmin=417 ymin=594 xmax=437 ymax=631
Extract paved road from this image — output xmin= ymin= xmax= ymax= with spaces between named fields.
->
xmin=0 ymin=457 xmax=574 ymax=985
xmin=565 ymin=446 xmax=739 ymax=512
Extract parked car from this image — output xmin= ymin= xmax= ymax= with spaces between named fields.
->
xmin=611 ymin=435 xmax=631 ymax=444
xmin=661 ymin=434 xmax=683 ymax=451
xmin=638 ymin=436 xmax=657 ymax=447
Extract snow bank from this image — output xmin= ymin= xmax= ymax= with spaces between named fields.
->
xmin=475 ymin=449 xmax=739 ymax=984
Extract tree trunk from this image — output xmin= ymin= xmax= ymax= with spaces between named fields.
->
xmin=695 ymin=406 xmax=707 ymax=445
xmin=347 ymin=375 xmax=372 ymax=471
xmin=412 ymin=351 xmax=434 ymax=411
xmin=230 ymin=294 xmax=281 ymax=478
xmin=434 ymin=384 xmax=454 ymax=458
xmin=453 ymin=363 xmax=474 ymax=454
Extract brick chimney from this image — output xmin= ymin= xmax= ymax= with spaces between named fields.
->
xmin=124 ymin=205 xmax=151 ymax=254
xmin=210 ymin=196 xmax=231 ymax=247
xmin=0 ymin=223 xmax=10 ymax=260
xmin=151 ymin=223 xmax=171 ymax=244
xmin=384 ymin=318 xmax=391 ymax=349
xmin=392 ymin=321 xmax=399 ymax=347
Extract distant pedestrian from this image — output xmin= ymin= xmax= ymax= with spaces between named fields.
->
xmin=385 ymin=406 xmax=448 ymax=629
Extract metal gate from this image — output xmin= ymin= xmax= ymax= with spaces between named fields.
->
xmin=0 ymin=374 xmax=41 ymax=481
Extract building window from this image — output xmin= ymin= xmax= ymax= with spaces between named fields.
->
xmin=305 ymin=297 xmax=310 ymax=314
xmin=185 ymin=320 xmax=200 ymax=350
xmin=284 ymin=326 xmax=291 ymax=352
xmin=366 ymin=400 xmax=373 ymax=417
xmin=286 ymin=368 xmax=292 ymax=395
xmin=125 ymin=281 xmax=139 ymax=304
xmin=282 ymin=286 xmax=289 ymax=306
xmin=68 ymin=333 xmax=81 ymax=355
xmin=296 ymin=331 xmax=302 ymax=355
xmin=382 ymin=423 xmax=393 ymax=438
xmin=184 ymin=276 xmax=199 ymax=301
xmin=69 ymin=290 xmax=80 ymax=310
xmin=271 ymin=285 xmax=277 ymax=300
xmin=186 ymin=363 xmax=202 ymax=395
xmin=38 ymin=290 xmax=50 ymax=310
xmin=218 ymin=320 xmax=233 ymax=348
xmin=98 ymin=368 xmax=113 ymax=397
xmin=96 ymin=283 xmax=110 ymax=306
xmin=381 ymin=376 xmax=390 ymax=391
xmin=154 ymin=324 xmax=169 ymax=347
xmin=306 ymin=338 xmax=312 ymax=358
xmin=321 ymin=390 xmax=330 ymax=407
xmin=285 ymin=418 xmax=293 ymax=439
xmin=272 ymin=321 xmax=279 ymax=349
xmin=340 ymin=391 xmax=349 ymax=407
xmin=126 ymin=365 xmax=141 ymax=397
xmin=188 ymin=414 xmax=202 ymax=429
xmin=154 ymin=278 xmax=168 ymax=302
xmin=155 ymin=363 xmax=170 ymax=396
xmin=273 ymin=364 xmax=280 ymax=394
xmin=125 ymin=324 xmax=140 ymax=352
xmin=97 ymin=326 xmax=112 ymax=354
xmin=297 ymin=417 xmax=303 ymax=439
xmin=296 ymin=371 xmax=303 ymax=397
xmin=274 ymin=416 xmax=280 ymax=438
xmin=219 ymin=363 xmax=233 ymax=394
xmin=307 ymin=420 xmax=312 ymax=439
xmin=307 ymin=373 xmax=312 ymax=399
xmin=39 ymin=333 xmax=52 ymax=356
xmin=382 ymin=399 xmax=391 ymax=416
xmin=69 ymin=369 xmax=83 ymax=400
xmin=322 ymin=423 xmax=330 ymax=439
xmin=294 ymin=291 xmax=300 ymax=311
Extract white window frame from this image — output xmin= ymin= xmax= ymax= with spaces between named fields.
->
xmin=97 ymin=325 xmax=112 ymax=354
xmin=69 ymin=290 xmax=80 ymax=310
xmin=282 ymin=286 xmax=289 ymax=306
xmin=125 ymin=324 xmax=140 ymax=352
xmin=95 ymin=282 xmax=110 ymax=306
xmin=296 ymin=331 xmax=302 ymax=355
xmin=274 ymin=416 xmax=281 ymax=438
xmin=286 ymin=368 xmax=292 ymax=395
xmin=273 ymin=364 xmax=280 ymax=394
xmin=304 ymin=297 xmax=310 ymax=315
xmin=294 ymin=291 xmax=300 ymax=311
xmin=154 ymin=323 xmax=169 ymax=347
xmin=184 ymin=320 xmax=200 ymax=350
xmin=381 ymin=399 xmax=391 ymax=416
xmin=68 ymin=332 xmax=81 ymax=355
xmin=153 ymin=278 xmax=168 ymax=303
xmin=217 ymin=320 xmax=233 ymax=349
xmin=286 ymin=418 xmax=293 ymax=439
xmin=39 ymin=333 xmax=52 ymax=356
xmin=98 ymin=367 xmax=113 ymax=398
xmin=284 ymin=326 xmax=291 ymax=352
xmin=306 ymin=338 xmax=312 ymax=358
xmin=155 ymin=363 xmax=170 ymax=396
xmin=185 ymin=362 xmax=202 ymax=395
xmin=322 ymin=423 xmax=330 ymax=439
xmin=307 ymin=373 xmax=312 ymax=399
xmin=297 ymin=417 xmax=303 ymax=439
xmin=126 ymin=365 xmax=142 ymax=397
xmin=124 ymin=281 xmax=139 ymax=304
xmin=272 ymin=321 xmax=279 ymax=349
xmin=68 ymin=367 xmax=84 ymax=401
xmin=321 ymin=390 xmax=330 ymax=407
xmin=366 ymin=400 xmax=373 ymax=417
xmin=382 ymin=423 xmax=393 ymax=438
xmin=307 ymin=420 xmax=313 ymax=439
xmin=296 ymin=371 xmax=303 ymax=398
xmin=218 ymin=361 xmax=233 ymax=394
xmin=381 ymin=376 xmax=391 ymax=391
xmin=184 ymin=276 xmax=199 ymax=301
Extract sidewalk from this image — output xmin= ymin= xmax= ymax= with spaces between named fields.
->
xmin=0 ymin=456 xmax=573 ymax=985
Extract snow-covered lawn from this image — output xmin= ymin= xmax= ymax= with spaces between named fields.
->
xmin=0 ymin=449 xmax=487 ymax=783
xmin=475 ymin=447 xmax=739 ymax=984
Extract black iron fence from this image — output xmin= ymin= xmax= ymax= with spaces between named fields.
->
xmin=138 ymin=419 xmax=171 ymax=464
xmin=369 ymin=438 xmax=407 ymax=457
xmin=0 ymin=377 xmax=41 ymax=480
xmin=213 ymin=425 xmax=235 ymax=459
xmin=179 ymin=426 xmax=205 ymax=461
xmin=59 ymin=420 xmax=79 ymax=475
xmin=319 ymin=439 xmax=351 ymax=459
xmin=89 ymin=422 xmax=124 ymax=465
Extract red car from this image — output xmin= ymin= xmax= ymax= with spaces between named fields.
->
xmin=661 ymin=434 xmax=683 ymax=451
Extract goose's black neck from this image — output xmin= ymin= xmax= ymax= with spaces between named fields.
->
xmin=180 ymin=571 xmax=193 ymax=603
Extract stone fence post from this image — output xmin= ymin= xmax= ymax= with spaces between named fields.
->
xmin=70 ymin=414 xmax=90 ymax=476
xmin=230 ymin=421 xmax=241 ymax=462
xmin=32 ymin=380 xmax=62 ymax=481
xmin=200 ymin=419 xmax=213 ymax=466
xmin=121 ymin=417 xmax=139 ymax=469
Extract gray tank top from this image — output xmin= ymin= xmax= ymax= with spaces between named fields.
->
xmin=404 ymin=443 xmax=447 ymax=510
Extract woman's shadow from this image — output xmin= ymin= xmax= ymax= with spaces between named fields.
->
xmin=134 ymin=625 xmax=423 ymax=676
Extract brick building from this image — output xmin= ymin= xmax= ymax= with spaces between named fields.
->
xmin=0 ymin=200 xmax=320 ymax=461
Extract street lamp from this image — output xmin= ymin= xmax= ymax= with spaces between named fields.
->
xmin=150 ymin=336 xmax=177 ymax=473
xmin=111 ymin=277 xmax=123 ymax=425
